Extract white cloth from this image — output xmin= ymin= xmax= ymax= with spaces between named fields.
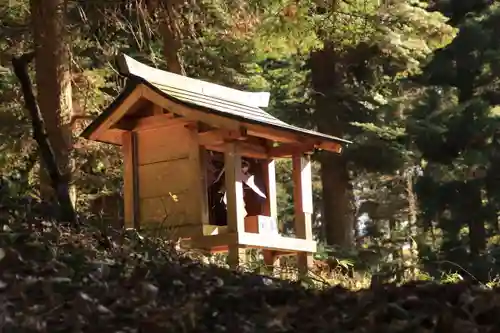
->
xmin=222 ymin=167 xmax=267 ymax=212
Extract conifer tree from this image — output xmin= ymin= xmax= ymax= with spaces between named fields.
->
xmin=406 ymin=2 xmax=500 ymax=278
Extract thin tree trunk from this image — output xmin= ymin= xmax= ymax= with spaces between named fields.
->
xmin=406 ymin=169 xmax=418 ymax=264
xmin=160 ymin=4 xmax=186 ymax=76
xmin=465 ymin=183 xmax=486 ymax=258
xmin=12 ymin=53 xmax=76 ymax=224
xmin=146 ymin=0 xmax=186 ymax=75
xmin=30 ymin=0 xmax=74 ymax=203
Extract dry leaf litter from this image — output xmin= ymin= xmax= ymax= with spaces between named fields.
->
xmin=1 ymin=220 xmax=500 ymax=333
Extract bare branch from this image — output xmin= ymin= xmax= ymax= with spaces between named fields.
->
xmin=11 ymin=53 xmax=77 ymax=225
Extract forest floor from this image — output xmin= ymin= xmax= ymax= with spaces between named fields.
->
xmin=1 ymin=217 xmax=500 ymax=333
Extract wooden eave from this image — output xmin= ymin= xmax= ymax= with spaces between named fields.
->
xmin=80 ymin=79 xmax=350 ymax=155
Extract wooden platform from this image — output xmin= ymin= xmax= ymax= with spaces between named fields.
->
xmin=183 ymin=227 xmax=317 ymax=256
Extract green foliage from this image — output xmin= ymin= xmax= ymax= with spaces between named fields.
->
xmin=400 ymin=2 xmax=500 ymax=281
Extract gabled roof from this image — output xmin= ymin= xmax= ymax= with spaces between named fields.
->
xmin=80 ymin=54 xmax=351 ymax=148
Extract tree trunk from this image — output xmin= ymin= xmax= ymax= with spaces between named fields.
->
xmin=464 ymin=182 xmax=486 ymax=258
xmin=318 ymin=153 xmax=355 ymax=247
xmin=310 ymin=44 xmax=355 ymax=248
xmin=143 ymin=0 xmax=186 ymax=73
xmin=406 ymin=169 xmax=418 ymax=262
xmin=150 ymin=0 xmax=186 ymax=75
xmin=12 ymin=53 xmax=76 ymax=224
xmin=30 ymin=0 xmax=74 ymax=203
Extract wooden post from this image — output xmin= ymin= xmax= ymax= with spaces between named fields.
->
xmin=262 ymin=158 xmax=280 ymax=275
xmin=263 ymin=250 xmax=280 ymax=277
xmin=189 ymin=129 xmax=210 ymax=230
xmin=224 ymin=142 xmax=246 ymax=268
xmin=261 ymin=159 xmax=278 ymax=223
xmin=123 ymin=131 xmax=139 ymax=229
xmin=292 ymin=153 xmax=314 ymax=276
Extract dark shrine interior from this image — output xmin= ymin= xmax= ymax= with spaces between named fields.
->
xmin=206 ymin=150 xmax=268 ymax=227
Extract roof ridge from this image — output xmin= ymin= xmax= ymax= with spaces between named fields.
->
xmin=117 ymin=54 xmax=271 ymax=109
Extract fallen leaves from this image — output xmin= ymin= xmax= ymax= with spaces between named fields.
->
xmin=1 ymin=219 xmax=500 ymax=332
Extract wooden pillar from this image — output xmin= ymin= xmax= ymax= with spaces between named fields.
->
xmin=224 ymin=142 xmax=246 ymax=268
xmin=261 ymin=159 xmax=278 ymax=223
xmin=292 ymin=153 xmax=314 ymax=275
xmin=189 ymin=130 xmax=210 ymax=230
xmin=262 ymin=158 xmax=280 ymax=275
xmin=263 ymin=250 xmax=280 ymax=277
xmin=123 ymin=131 xmax=139 ymax=229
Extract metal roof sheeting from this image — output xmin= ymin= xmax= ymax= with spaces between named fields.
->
xmin=81 ymin=54 xmax=351 ymax=146
xmin=146 ymin=80 xmax=350 ymax=145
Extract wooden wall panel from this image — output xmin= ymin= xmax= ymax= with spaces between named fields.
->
xmin=136 ymin=125 xmax=190 ymax=165
xmin=139 ymin=192 xmax=202 ymax=238
xmin=135 ymin=123 xmax=205 ymax=238
xmin=132 ymin=118 xmax=222 ymax=239
xmin=139 ymin=191 xmax=192 ymax=224
xmin=137 ymin=158 xmax=192 ymax=199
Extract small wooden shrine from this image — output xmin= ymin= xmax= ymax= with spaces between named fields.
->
xmin=81 ymin=54 xmax=350 ymax=272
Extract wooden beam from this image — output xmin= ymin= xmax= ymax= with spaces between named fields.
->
xmin=115 ymin=113 xmax=192 ymax=132
xmin=246 ymin=125 xmax=298 ymax=144
xmin=199 ymin=130 xmax=225 ymax=146
xmin=268 ymin=143 xmax=315 ymax=158
xmin=97 ymin=128 xmax=126 ymax=145
xmin=247 ymin=124 xmax=344 ymax=154
xmin=236 ymin=141 xmax=269 ymax=159
xmin=207 ymin=141 xmax=268 ymax=159
xmin=237 ymin=232 xmax=317 ymax=253
xmin=123 ymin=131 xmax=139 ymax=228
xmin=141 ymin=84 xmax=242 ymax=131
xmin=317 ymin=141 xmax=343 ymax=154
xmin=190 ymin=232 xmax=317 ymax=257
xmin=198 ymin=128 xmax=247 ymax=146
xmin=90 ymin=87 xmax=143 ymax=141
xmin=292 ymin=153 xmax=314 ymax=275
xmin=206 ymin=145 xmax=265 ymax=159
xmin=133 ymin=115 xmax=189 ymax=131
